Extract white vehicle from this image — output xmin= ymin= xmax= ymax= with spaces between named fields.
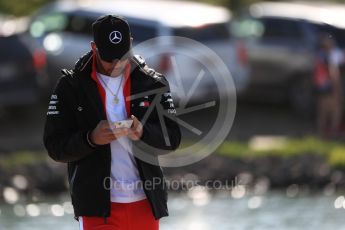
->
xmin=26 ymin=0 xmax=249 ymax=102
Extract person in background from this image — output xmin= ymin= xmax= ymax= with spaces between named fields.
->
xmin=314 ymin=33 xmax=344 ymax=138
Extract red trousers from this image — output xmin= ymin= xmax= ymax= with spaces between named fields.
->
xmin=79 ymin=199 xmax=159 ymax=230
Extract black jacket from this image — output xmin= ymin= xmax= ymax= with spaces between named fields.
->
xmin=43 ymin=51 xmax=181 ymax=220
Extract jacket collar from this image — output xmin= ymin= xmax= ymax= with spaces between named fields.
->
xmin=75 ymin=50 xmax=132 ymax=119
xmin=73 ymin=51 xmax=105 ymax=120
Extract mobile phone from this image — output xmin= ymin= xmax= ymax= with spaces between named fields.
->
xmin=112 ymin=119 xmax=133 ymax=129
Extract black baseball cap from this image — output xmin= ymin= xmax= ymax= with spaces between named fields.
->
xmin=92 ymin=15 xmax=132 ymax=62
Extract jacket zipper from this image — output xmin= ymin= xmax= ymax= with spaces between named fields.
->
xmin=70 ymin=165 xmax=78 ymax=195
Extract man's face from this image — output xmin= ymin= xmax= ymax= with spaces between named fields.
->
xmin=91 ymin=42 xmax=128 ymax=77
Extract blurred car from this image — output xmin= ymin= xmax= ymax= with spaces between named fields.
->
xmin=0 ymin=16 xmax=48 ymax=109
xmin=24 ymin=0 xmax=249 ymax=103
xmin=231 ymin=1 xmax=345 ymax=114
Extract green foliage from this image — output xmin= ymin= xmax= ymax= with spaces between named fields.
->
xmin=328 ymin=147 xmax=345 ymax=168
xmin=217 ymin=136 xmax=345 ymax=167
xmin=2 ymin=136 xmax=345 ymax=169
xmin=0 ymin=0 xmax=54 ymax=16
xmin=0 ymin=151 xmax=47 ymax=169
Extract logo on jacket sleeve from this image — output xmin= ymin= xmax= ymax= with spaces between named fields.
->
xmin=139 ymin=101 xmax=150 ymax=107
xmin=47 ymin=94 xmax=60 ymax=115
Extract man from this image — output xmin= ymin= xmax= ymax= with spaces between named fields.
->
xmin=43 ymin=15 xmax=181 ymax=230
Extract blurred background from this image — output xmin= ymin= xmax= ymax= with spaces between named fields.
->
xmin=1 ymin=0 xmax=345 ymax=229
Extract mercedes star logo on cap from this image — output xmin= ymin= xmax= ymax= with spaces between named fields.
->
xmin=109 ymin=31 xmax=122 ymax=44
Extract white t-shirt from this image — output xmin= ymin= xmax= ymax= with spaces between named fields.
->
xmin=97 ymin=72 xmax=146 ymax=203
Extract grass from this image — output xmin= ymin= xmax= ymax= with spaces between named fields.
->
xmin=0 ymin=150 xmax=47 ymax=169
xmin=2 ymin=136 xmax=345 ymax=168
xmin=216 ymin=136 xmax=345 ymax=167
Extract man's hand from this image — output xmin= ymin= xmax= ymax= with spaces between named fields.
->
xmin=90 ymin=120 xmax=121 ymax=145
xmin=109 ymin=115 xmax=143 ymax=141
xmin=110 ymin=115 xmax=143 ymax=141
xmin=127 ymin=115 xmax=143 ymax=141
xmin=90 ymin=116 xmax=143 ymax=145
